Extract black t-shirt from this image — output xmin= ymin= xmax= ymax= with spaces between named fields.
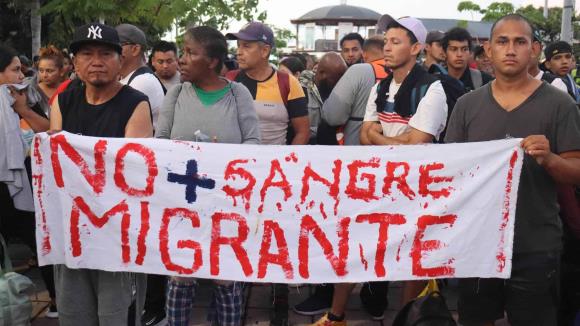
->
xmin=445 ymin=82 xmax=580 ymax=253
xmin=59 ymin=85 xmax=148 ymax=137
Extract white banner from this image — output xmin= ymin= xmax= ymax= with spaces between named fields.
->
xmin=32 ymin=132 xmax=523 ymax=283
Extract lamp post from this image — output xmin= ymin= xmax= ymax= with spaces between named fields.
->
xmin=561 ymin=0 xmax=574 ymax=43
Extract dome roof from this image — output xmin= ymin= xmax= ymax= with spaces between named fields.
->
xmin=291 ymin=5 xmax=381 ymax=26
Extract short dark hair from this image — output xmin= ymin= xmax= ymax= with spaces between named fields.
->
xmin=490 ymin=13 xmax=534 ymax=41
xmin=0 ymin=46 xmax=18 ymax=72
xmin=473 ymin=45 xmax=485 ymax=58
xmin=185 ymin=26 xmax=228 ymax=74
xmin=385 ymin=21 xmax=418 ymax=44
xmin=363 ymin=36 xmax=384 ymax=52
xmin=279 ymin=56 xmax=305 ymax=75
xmin=152 ymin=41 xmax=177 ymax=56
xmin=340 ymin=33 xmax=364 ymax=48
xmin=442 ymin=27 xmax=472 ymax=52
xmin=288 ymin=52 xmax=307 ymax=68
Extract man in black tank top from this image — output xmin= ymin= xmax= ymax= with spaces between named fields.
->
xmin=49 ymin=22 xmax=152 ymax=326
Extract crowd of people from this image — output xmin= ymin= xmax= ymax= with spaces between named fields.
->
xmin=0 ymin=11 xmax=579 ymax=326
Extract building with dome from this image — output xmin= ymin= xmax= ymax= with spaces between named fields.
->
xmin=290 ymin=2 xmax=381 ymax=52
xmin=290 ymin=2 xmax=493 ymax=53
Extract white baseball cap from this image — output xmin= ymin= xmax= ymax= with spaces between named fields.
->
xmin=389 ymin=17 xmax=428 ymax=45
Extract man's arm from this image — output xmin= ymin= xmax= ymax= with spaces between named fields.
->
xmin=360 ymin=121 xmax=378 ymax=145
xmin=49 ymin=95 xmax=63 ymax=131
xmin=12 ymin=87 xmax=49 ymax=132
xmin=367 ymin=127 xmax=434 ymax=145
xmin=367 ymin=81 xmax=447 ymax=145
xmin=125 ymin=101 xmax=153 ymax=138
xmin=321 ymin=65 xmax=370 ymax=126
xmin=522 ymin=136 xmax=580 ymax=184
xmin=290 ymin=116 xmax=310 ymax=145
xmin=360 ymin=86 xmax=380 ymax=145
xmin=287 ymin=75 xmax=310 ymax=145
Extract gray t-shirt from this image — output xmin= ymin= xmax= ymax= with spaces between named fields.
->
xmin=321 ymin=63 xmax=376 ymax=145
xmin=155 ymin=81 xmax=261 ymax=145
xmin=445 ymin=82 xmax=580 ymax=254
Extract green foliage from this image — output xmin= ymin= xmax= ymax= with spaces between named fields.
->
xmin=457 ymin=1 xmax=481 ymax=13
xmin=272 ymin=26 xmax=294 ymax=59
xmin=457 ymin=20 xmax=469 ymax=29
xmin=457 ymin=1 xmax=481 ymax=20
xmin=177 ymin=0 xmax=267 ymax=30
xmin=515 ymin=5 xmax=576 ymax=43
xmin=38 ymin=0 xmax=266 ymax=47
xmin=480 ymin=2 xmax=514 ymax=22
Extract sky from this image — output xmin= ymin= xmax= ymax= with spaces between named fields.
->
xmin=224 ymin=0 xmax=568 ymax=32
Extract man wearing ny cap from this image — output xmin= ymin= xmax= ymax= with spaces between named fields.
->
xmin=49 ymin=22 xmax=152 ymax=326
xmin=312 ymin=17 xmax=449 ymax=326
xmin=423 ymin=30 xmax=446 ymax=70
xmin=116 ymin=23 xmax=165 ymax=130
xmin=225 ymin=22 xmax=309 ymax=146
xmin=544 ymin=40 xmax=580 ymax=102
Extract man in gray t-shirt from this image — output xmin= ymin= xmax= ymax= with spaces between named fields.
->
xmin=445 ymin=14 xmax=580 ymax=326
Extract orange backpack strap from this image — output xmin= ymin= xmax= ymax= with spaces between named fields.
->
xmin=225 ymin=69 xmax=240 ymax=81
xmin=276 ymin=70 xmax=290 ymax=108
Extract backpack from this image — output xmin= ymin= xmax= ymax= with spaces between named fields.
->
xmin=127 ymin=66 xmax=167 ymax=95
xmin=392 ymin=280 xmax=456 ymax=326
xmin=0 ymin=234 xmax=34 ymax=326
xmin=428 ymin=64 xmax=468 ymax=142
xmin=317 ymin=62 xmax=389 ymax=146
xmin=225 ymin=69 xmax=290 ymax=107
xmin=469 ymin=68 xmax=483 ymax=89
xmin=540 ymin=71 xmax=558 ymax=84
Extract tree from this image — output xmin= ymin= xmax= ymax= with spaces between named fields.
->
xmin=457 ymin=1 xmax=481 ymax=21
xmin=176 ymin=0 xmax=266 ymax=31
xmin=273 ymin=26 xmax=294 ymax=58
xmin=39 ymin=0 xmax=266 ymax=49
xmin=480 ymin=2 xmax=514 ymax=22
xmin=30 ymin=0 xmax=41 ymax=58
xmin=515 ymin=5 xmax=578 ymax=43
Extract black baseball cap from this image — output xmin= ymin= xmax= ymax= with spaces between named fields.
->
xmin=544 ymin=41 xmax=573 ymax=61
xmin=426 ymin=31 xmax=445 ymax=44
xmin=116 ymin=24 xmax=148 ymax=47
xmin=69 ymin=23 xmax=122 ymax=55
xmin=226 ymin=22 xmax=275 ymax=47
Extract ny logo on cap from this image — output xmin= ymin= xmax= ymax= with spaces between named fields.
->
xmin=87 ymin=25 xmax=103 ymax=40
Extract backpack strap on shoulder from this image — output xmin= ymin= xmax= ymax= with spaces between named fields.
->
xmin=470 ymin=68 xmax=483 ymax=89
xmin=225 ymin=69 xmax=241 ymax=82
xmin=276 ymin=70 xmax=290 ymax=108
xmin=128 ymin=66 xmax=167 ymax=94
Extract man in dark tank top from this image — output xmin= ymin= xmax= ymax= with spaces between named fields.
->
xmin=49 ymin=22 xmax=152 ymax=326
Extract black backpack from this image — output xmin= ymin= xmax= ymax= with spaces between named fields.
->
xmin=428 ymin=64 xmax=468 ymax=143
xmin=393 ymin=280 xmax=457 ymax=326
xmin=127 ymin=66 xmax=167 ymax=95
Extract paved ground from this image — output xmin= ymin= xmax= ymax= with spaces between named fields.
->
xmin=6 ymin=242 xmax=509 ymax=326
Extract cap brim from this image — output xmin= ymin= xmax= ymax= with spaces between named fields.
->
xmin=70 ymin=40 xmax=122 ymax=55
xmin=226 ymin=32 xmax=261 ymax=42
xmin=376 ymin=14 xmax=395 ymax=34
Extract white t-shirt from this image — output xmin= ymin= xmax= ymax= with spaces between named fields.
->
xmin=364 ymin=79 xmax=448 ymax=140
xmin=534 ymin=71 xmax=568 ymax=93
xmin=120 ymin=69 xmax=165 ymax=130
